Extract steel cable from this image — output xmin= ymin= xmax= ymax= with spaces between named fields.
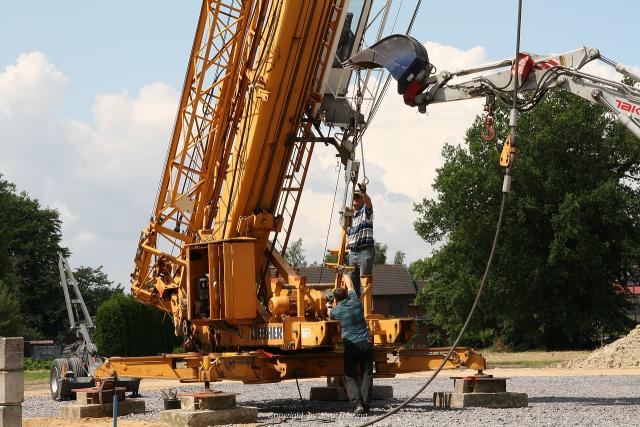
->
xmin=357 ymin=1 xmax=523 ymax=425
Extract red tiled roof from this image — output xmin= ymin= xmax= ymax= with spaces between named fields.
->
xmin=296 ymin=264 xmax=417 ymax=296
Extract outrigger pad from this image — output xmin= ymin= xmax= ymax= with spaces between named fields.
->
xmin=344 ymin=34 xmax=430 ymax=94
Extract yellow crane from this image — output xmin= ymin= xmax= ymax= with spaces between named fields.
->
xmin=96 ymin=0 xmax=485 ymax=384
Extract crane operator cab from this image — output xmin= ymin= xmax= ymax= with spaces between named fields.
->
xmin=321 ymin=0 xmax=372 ymax=128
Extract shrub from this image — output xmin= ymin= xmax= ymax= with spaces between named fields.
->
xmin=93 ymin=293 xmax=180 ymax=356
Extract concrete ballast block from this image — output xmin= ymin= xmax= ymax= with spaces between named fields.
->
xmin=0 ymin=371 xmax=24 ymax=404
xmin=75 ymin=387 xmax=125 ymax=405
xmin=0 ymin=405 xmax=22 ymax=427
xmin=180 ymin=393 xmax=236 ymax=410
xmin=160 ymin=406 xmax=258 ymax=427
xmin=0 ymin=338 xmax=23 ymax=371
xmin=60 ymin=398 xmax=146 ymax=419
xmin=434 ymin=391 xmax=528 ymax=409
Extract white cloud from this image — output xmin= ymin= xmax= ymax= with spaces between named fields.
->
xmin=0 ymin=52 xmax=68 ymax=119
xmin=292 ymin=42 xmax=490 ymax=264
xmin=3 ymin=43 xmax=636 ymax=286
xmin=0 ymin=52 xmax=178 ymax=286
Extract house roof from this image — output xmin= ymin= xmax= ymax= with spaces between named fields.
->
xmin=296 ymin=264 xmax=417 ymax=296
xmin=415 ymin=280 xmax=428 ymax=292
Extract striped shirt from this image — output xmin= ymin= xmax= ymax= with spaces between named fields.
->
xmin=347 ymin=205 xmax=374 ymax=250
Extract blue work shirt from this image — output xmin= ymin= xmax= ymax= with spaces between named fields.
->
xmin=330 ymin=290 xmax=371 ymax=344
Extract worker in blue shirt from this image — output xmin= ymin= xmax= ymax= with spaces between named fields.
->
xmin=329 ymin=274 xmax=373 ymax=415
xmin=347 ymin=181 xmax=374 ymax=297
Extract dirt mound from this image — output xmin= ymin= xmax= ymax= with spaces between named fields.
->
xmin=560 ymin=325 xmax=640 ymax=369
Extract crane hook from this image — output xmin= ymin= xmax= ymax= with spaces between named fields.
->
xmin=481 ymin=95 xmax=496 ymax=141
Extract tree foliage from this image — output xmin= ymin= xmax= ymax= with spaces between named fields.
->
xmin=412 ymin=91 xmax=640 ymax=349
xmin=93 ymin=293 xmax=179 ymax=356
xmin=0 ymin=176 xmax=66 ymax=338
xmin=72 ymin=266 xmax=124 ymax=317
xmin=285 ymin=238 xmax=308 ymax=267
xmin=0 ymin=280 xmax=22 ymax=337
xmin=393 ymin=250 xmax=406 ymax=265
xmin=374 ymin=242 xmax=387 ymax=265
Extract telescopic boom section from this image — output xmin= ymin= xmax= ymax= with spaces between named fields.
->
xmin=131 ymin=0 xmax=341 ymax=339
xmin=131 ymin=0 xmax=268 ymax=313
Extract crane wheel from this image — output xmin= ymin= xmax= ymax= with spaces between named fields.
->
xmin=50 ymin=358 xmax=70 ymax=401
xmin=67 ymin=357 xmax=85 ymax=378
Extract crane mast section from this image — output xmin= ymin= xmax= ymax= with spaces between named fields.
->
xmin=131 ymin=0 xmax=349 ymax=339
xmin=213 ymin=0 xmax=337 ymax=245
xmin=131 ymin=0 xmax=273 ymax=310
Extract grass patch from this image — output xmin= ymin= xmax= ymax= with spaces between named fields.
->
xmin=487 ymin=359 xmax=564 ymax=368
xmin=24 ymin=369 xmax=49 ymax=381
xmin=24 ymin=357 xmax=53 ymax=371
xmin=480 ymin=350 xmax=590 ymax=368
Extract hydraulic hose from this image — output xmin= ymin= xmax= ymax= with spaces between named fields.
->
xmin=358 ymin=1 xmax=524 ymax=425
xmin=357 ymin=192 xmax=509 ymax=427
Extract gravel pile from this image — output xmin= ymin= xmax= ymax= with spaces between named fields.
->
xmin=561 ymin=325 xmax=640 ymax=369
xmin=23 ymin=375 xmax=640 ymax=426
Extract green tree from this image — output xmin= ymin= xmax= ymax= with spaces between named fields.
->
xmin=73 ymin=266 xmax=124 ymax=317
xmin=0 ymin=176 xmax=66 ymax=338
xmin=284 ymin=238 xmax=307 ymax=267
xmin=374 ymin=242 xmax=387 ymax=265
xmin=0 ymin=280 xmax=22 ymax=336
xmin=93 ymin=293 xmax=179 ymax=356
xmin=413 ymin=90 xmax=639 ymax=349
xmin=393 ymin=250 xmax=406 ymax=265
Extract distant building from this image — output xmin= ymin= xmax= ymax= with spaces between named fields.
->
xmin=24 ymin=340 xmax=62 ymax=360
xmin=623 ymin=281 xmax=640 ymax=323
xmin=297 ymin=264 xmax=421 ymax=318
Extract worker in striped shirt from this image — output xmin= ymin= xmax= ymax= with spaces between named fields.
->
xmin=347 ymin=181 xmax=375 ymax=297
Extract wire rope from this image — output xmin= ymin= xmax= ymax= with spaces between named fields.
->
xmin=356 ymin=1 xmax=523 ymax=425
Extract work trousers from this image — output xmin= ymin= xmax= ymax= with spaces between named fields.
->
xmin=343 ymin=339 xmax=373 ymax=409
xmin=349 ymin=245 xmax=375 ymax=297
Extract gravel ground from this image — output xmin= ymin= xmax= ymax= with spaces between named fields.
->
xmin=24 ymin=375 xmax=640 ymax=426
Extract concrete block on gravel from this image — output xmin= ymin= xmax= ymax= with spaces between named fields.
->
xmin=0 ymin=371 xmax=24 ymax=404
xmin=160 ymin=406 xmax=257 ymax=427
xmin=60 ymin=398 xmax=145 ymax=419
xmin=310 ymin=385 xmax=393 ymax=401
xmin=0 ymin=404 xmax=21 ymax=427
xmin=434 ymin=391 xmax=528 ymax=409
xmin=0 ymin=338 xmax=23 ymax=371
xmin=180 ymin=393 xmax=236 ymax=410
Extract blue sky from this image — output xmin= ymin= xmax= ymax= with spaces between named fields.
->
xmin=1 ymin=1 xmax=638 ymax=286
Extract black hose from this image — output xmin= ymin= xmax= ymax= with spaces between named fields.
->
xmin=357 ymin=2 xmax=524 ymax=425
xmin=357 ymin=193 xmax=509 ymax=427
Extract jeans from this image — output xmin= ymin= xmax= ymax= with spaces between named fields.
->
xmin=343 ymin=339 xmax=373 ymax=409
xmin=349 ymin=245 xmax=375 ymax=297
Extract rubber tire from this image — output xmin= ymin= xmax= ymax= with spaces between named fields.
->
xmin=49 ymin=358 xmax=69 ymax=401
xmin=67 ymin=357 xmax=84 ymax=378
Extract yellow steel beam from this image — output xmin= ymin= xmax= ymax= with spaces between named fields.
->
xmin=95 ymin=348 xmax=486 ymax=384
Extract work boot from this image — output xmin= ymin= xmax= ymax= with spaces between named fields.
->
xmin=354 ymin=403 xmax=365 ymax=415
